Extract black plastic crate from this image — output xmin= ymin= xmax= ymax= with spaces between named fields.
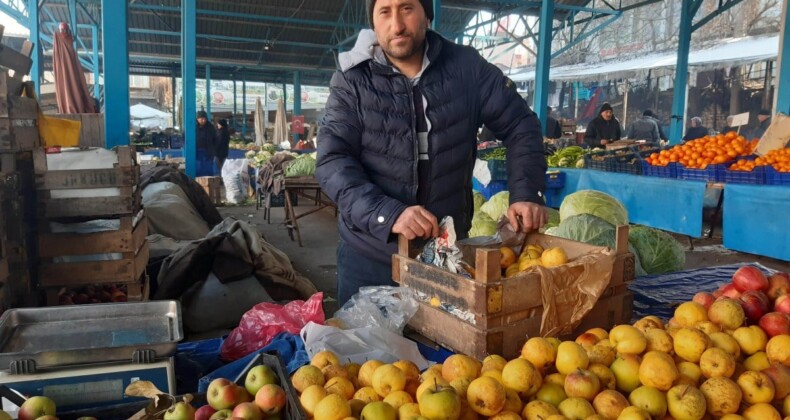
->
xmin=678 ymin=163 xmax=726 ymax=182
xmin=545 ymin=171 xmax=566 ymax=189
xmin=270 ymin=190 xmax=298 ymax=208
xmin=583 ymin=151 xmax=614 ymax=172
xmin=641 ymin=160 xmax=678 ymax=178
xmin=766 ymin=166 xmax=790 ymax=186
xmin=233 ymin=352 xmax=305 ymax=420
xmin=722 ymin=166 xmax=765 ymax=185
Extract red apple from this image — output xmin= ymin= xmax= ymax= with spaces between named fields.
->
xmin=692 ymin=292 xmax=715 ymax=310
xmin=231 ymin=402 xmax=263 ymax=420
xmin=775 ymin=295 xmax=790 ymax=315
xmin=732 ymin=266 xmax=769 ymax=292
xmin=254 ymin=384 xmax=286 ymax=415
xmin=739 ymin=291 xmax=770 ymax=323
xmin=207 ymin=378 xmax=239 ymax=410
xmin=767 ymin=272 xmax=790 ymax=300
xmin=762 ymin=363 xmax=790 ymax=400
xmin=718 ymin=283 xmax=742 ymax=299
xmin=18 ymin=397 xmax=56 ymax=420
xmin=758 ymin=312 xmax=790 ymax=337
xmin=195 ymin=405 xmax=217 ymax=420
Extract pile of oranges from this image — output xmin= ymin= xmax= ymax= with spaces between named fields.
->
xmin=645 ymin=132 xmax=758 ymax=169
xmin=728 ymin=148 xmax=790 ymax=173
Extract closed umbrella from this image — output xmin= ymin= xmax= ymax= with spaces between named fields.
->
xmin=53 ymin=23 xmax=96 ymax=114
xmin=272 ymin=98 xmax=289 ymax=147
xmin=254 ymin=97 xmax=266 ymax=145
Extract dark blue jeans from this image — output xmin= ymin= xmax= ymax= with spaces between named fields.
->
xmin=335 ymin=240 xmax=395 ymax=306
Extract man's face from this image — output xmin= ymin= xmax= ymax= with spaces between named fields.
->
xmin=758 ymin=114 xmax=769 ymax=123
xmin=690 ymin=119 xmax=698 ymax=127
xmin=197 ymin=117 xmax=207 ymax=126
xmin=372 ymin=0 xmax=428 ymax=62
xmin=601 ymin=110 xmax=613 ymax=121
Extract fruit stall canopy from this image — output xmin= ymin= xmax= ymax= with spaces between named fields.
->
xmin=509 ymin=34 xmax=779 ymax=82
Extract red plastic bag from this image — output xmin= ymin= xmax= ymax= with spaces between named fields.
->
xmin=220 ymin=292 xmax=325 ymax=361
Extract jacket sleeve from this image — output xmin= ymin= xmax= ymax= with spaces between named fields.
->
xmin=315 ymin=71 xmax=408 ymax=243
xmin=476 ymin=60 xmax=546 ymax=206
xmin=552 ymin=120 xmax=562 ymax=139
xmin=651 ymin=122 xmax=660 ymax=143
xmin=585 ymin=122 xmax=599 ymax=147
xmin=626 ymin=122 xmax=635 ymax=139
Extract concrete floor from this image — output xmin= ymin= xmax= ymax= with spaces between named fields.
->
xmin=219 ymin=201 xmax=790 ymax=315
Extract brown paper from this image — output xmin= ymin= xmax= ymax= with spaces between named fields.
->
xmin=756 ymin=112 xmax=790 ymax=156
xmin=536 ymin=249 xmax=616 ymax=337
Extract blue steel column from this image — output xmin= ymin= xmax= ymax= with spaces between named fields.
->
xmin=293 ymin=71 xmax=301 ymax=144
xmin=28 ymin=0 xmax=40 ymax=97
xmin=242 ymin=73 xmax=247 ymax=138
xmin=101 ymin=0 xmax=130 ymax=148
xmin=170 ymin=69 xmax=176 ymax=122
xmin=182 ymin=0 xmax=197 ymax=177
xmin=68 ymin=0 xmax=78 ymax=49
xmin=776 ymin=0 xmax=790 ymax=114
xmin=233 ymin=78 xmax=237 ymax=128
xmin=432 ymin=0 xmax=441 ymax=31
xmin=205 ymin=64 xmax=211 ymax=120
xmin=669 ymin=1 xmax=694 ymax=144
xmin=533 ymin=0 xmax=554 ymax=130
xmin=91 ymin=25 xmax=100 ymax=101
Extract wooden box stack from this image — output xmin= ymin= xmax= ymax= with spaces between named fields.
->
xmin=393 ymin=226 xmax=635 ymax=360
xmin=196 ymin=176 xmax=223 ymax=206
xmin=33 ymin=146 xmax=149 ymax=305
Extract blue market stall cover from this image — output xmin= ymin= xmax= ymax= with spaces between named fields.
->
xmin=723 ymin=184 xmax=790 ymax=262
xmin=628 ymin=263 xmax=777 ymax=321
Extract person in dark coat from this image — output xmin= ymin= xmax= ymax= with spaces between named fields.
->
xmin=545 ymin=106 xmax=562 ymax=139
xmin=682 ymin=117 xmax=708 ymax=141
xmin=315 ymin=0 xmax=547 ymax=304
xmin=584 ymin=102 xmax=622 ymax=148
xmin=196 ymin=110 xmax=217 ymax=161
xmin=626 ymin=110 xmax=661 ymax=142
xmin=721 ymin=115 xmax=737 ymax=134
xmin=215 ymin=119 xmax=230 ymax=172
xmin=749 ymin=109 xmax=772 ymax=139
xmin=644 ymin=110 xmax=667 ymax=141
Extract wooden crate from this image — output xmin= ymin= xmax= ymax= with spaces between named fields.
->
xmin=393 ymin=227 xmax=635 ymax=360
xmin=196 ymin=176 xmax=223 ymax=206
xmin=33 ymin=146 xmax=141 ymax=219
xmin=48 ymin=113 xmax=105 ymax=148
xmin=0 ymin=73 xmax=40 ymax=154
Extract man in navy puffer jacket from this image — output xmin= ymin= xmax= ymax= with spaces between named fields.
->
xmin=316 ymin=0 xmax=547 ymax=304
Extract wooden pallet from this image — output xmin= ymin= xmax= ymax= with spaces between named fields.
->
xmin=33 ymin=146 xmax=141 ymax=219
xmin=196 ymin=176 xmax=223 ymax=206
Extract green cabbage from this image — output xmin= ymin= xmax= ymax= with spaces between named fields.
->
xmin=469 ymin=212 xmax=497 ymax=237
xmin=559 ymin=190 xmax=628 ymax=227
xmin=284 ymin=155 xmax=316 ymax=177
xmin=546 ymin=208 xmax=560 ymax=229
xmin=480 ymin=191 xmax=509 ymax=221
xmin=473 ymin=192 xmax=486 ymax=214
xmin=628 ymin=226 xmax=686 ymax=275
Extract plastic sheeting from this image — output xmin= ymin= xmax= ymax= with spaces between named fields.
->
xmin=628 ymin=263 xmax=776 ymax=321
xmin=723 ymin=184 xmax=790 ymax=262
xmin=555 ymin=169 xmax=707 ymax=237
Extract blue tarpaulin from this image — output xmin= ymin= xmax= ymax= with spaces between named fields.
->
xmin=628 ymin=263 xmax=776 ymax=321
xmin=554 ymin=169 xmax=707 ymax=237
xmin=723 ymin=184 xmax=790 ymax=261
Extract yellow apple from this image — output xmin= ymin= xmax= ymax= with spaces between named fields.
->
xmin=466 ymin=376 xmax=506 ymax=416
xmin=563 ymin=368 xmax=601 ymax=401
xmin=502 ymin=388 xmax=523 ymax=414
xmin=699 ymin=376 xmax=742 ymax=416
xmin=372 ymin=364 xmax=407 ymax=398
xmin=699 ymin=347 xmax=736 ymax=378
xmin=545 ymin=372 xmax=566 ymax=386
xmin=575 ymin=332 xmax=602 ymax=348
xmin=416 ymin=377 xmax=450 ymax=402
xmin=638 ymin=351 xmax=679 ymax=391
xmin=482 ymin=354 xmax=508 ymax=372
xmin=719 ymin=415 xmax=746 ymax=420
xmin=610 ymin=354 xmax=642 ymax=393
xmin=644 ymin=328 xmax=674 ymax=354
xmin=502 ymin=358 xmax=543 ymax=398
xmin=291 ymin=365 xmax=325 ymax=393
xmin=359 ymin=401 xmax=397 ymax=420
xmin=609 ymin=325 xmax=647 ymax=355
xmin=521 ymin=337 xmax=557 ymax=371
xmin=311 ymin=350 xmax=341 ymax=369
xmin=481 ymin=369 xmax=503 ymax=385
xmin=587 ymin=343 xmax=617 ymax=366
xmin=535 ymin=383 xmax=566 ymax=407
xmin=783 ymin=393 xmax=790 ymax=417
xmin=743 ymin=351 xmax=771 ymax=371
xmin=741 ymin=402 xmax=782 ymax=420
xmin=324 ymin=376 xmax=355 ymax=400
xmin=695 ymin=321 xmax=722 ymax=335
xmin=522 ymin=400 xmax=559 ymax=420
xmin=766 ymin=334 xmax=790 ymax=367
xmin=383 ymin=390 xmax=413 ymax=411
xmin=313 ymin=393 xmax=351 ymax=420
xmin=633 ymin=316 xmax=665 ymax=333
xmin=666 ymin=384 xmax=707 ymax=420
xmin=557 ymin=397 xmax=595 ymax=419
xmin=358 ymin=360 xmax=385 ymax=387
xmin=628 ymin=386 xmax=668 ymax=419
xmin=398 ymin=402 xmax=420 ymax=420
xmin=709 ymin=331 xmax=742 ymax=359
xmin=732 ymin=325 xmax=768 ymax=355
xmin=353 ymin=386 xmax=381 ymax=403
xmin=588 ymin=363 xmax=616 ymax=390
xmin=673 ymin=327 xmax=711 ymax=363
xmin=556 ymin=341 xmax=589 ymax=375
xmin=299 ymin=385 xmax=327 ymax=417
xmin=675 ymin=301 xmax=709 ymax=327
xmin=586 ymin=327 xmax=610 ymax=341
xmin=449 ymin=377 xmax=471 ymax=397
xmin=736 ymin=370 xmax=776 ymax=404
xmin=442 ymin=354 xmax=481 ymax=382
xmin=592 ymin=389 xmax=629 ymax=419
xmin=419 ymin=385 xmax=461 ymax=420
xmin=677 ymin=361 xmax=703 ymax=386
xmin=708 ymin=299 xmax=746 ymax=330
xmin=616 ymin=406 xmax=651 ymax=420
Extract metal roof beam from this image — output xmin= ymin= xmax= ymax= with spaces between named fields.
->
xmin=691 ymin=0 xmax=746 ymax=32
xmin=127 ymin=3 xmax=366 ymax=30
xmin=127 ymin=28 xmax=333 ymax=50
xmin=127 ymin=53 xmax=337 ymax=73
xmin=0 ymin=0 xmax=27 ymax=25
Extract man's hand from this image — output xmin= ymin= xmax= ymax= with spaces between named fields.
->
xmin=507 ymin=202 xmax=548 ymax=233
xmin=601 ymin=139 xmax=610 ymax=145
xmin=392 ymin=206 xmax=439 ymax=240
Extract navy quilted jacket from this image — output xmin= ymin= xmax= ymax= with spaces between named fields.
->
xmin=316 ymin=30 xmax=546 ymax=263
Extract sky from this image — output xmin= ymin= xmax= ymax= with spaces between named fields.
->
xmin=0 ymin=11 xmax=29 ymax=36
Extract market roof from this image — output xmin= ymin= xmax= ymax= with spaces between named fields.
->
xmin=34 ymin=0 xmax=622 ymax=86
xmin=509 ymin=35 xmax=779 ymax=82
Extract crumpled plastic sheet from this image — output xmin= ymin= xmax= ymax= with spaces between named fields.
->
xmin=628 ymin=262 xmax=776 ymax=321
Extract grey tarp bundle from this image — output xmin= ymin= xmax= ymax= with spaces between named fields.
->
xmin=140 ymin=163 xmax=223 ymax=228
xmin=153 ymin=218 xmax=317 ymax=303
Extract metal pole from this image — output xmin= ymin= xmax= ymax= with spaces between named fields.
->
xmin=171 ymin=69 xmax=176 ymax=124
xmin=669 ymin=0 xmax=694 ymax=144
xmin=91 ymin=25 xmax=100 ymax=101
xmin=28 ymin=0 xmax=40 ymax=98
xmin=293 ymin=71 xmax=301 ymax=144
xmin=101 ymin=0 xmax=130 ymax=148
xmin=622 ymin=79 xmax=629 ymax=130
xmin=68 ymin=0 xmax=78 ymax=50
xmin=534 ymin=0 xmax=554 ymax=130
xmin=232 ymin=78 xmax=237 ymax=128
xmin=575 ymin=82 xmax=580 ymax=120
xmin=182 ymin=0 xmax=197 ymax=177
xmin=242 ymin=73 xmax=247 ymax=138
xmin=205 ymin=64 xmax=211 ymax=120
xmin=775 ymin=0 xmax=790 ymax=114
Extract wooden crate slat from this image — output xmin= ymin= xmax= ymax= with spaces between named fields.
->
xmin=38 ymin=216 xmax=147 ymax=258
xmin=38 ymin=241 xmax=149 ymax=288
xmin=8 ymin=96 xmax=38 ymax=119
xmin=38 ymin=190 xmax=141 ymax=219
xmin=0 ymin=120 xmax=39 ymax=152
xmin=0 ymin=43 xmax=33 ymax=77
xmin=36 ymin=165 xmax=139 ymax=190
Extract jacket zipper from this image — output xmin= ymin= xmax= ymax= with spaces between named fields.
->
xmin=405 ymin=76 xmax=419 ymax=203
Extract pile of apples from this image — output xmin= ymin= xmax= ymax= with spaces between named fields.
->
xmin=169 ymin=364 xmax=288 ymax=420
xmin=290 ymin=267 xmax=790 ymax=420
xmin=57 ymin=284 xmax=128 ymax=305
xmin=0 ymin=396 xmax=61 ymax=420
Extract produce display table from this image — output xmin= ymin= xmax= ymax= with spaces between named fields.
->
xmin=723 ymin=183 xmax=790 ymax=261
xmin=282 ymin=176 xmax=337 ymax=247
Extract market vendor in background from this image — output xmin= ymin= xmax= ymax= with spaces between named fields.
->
xmin=722 ymin=115 xmax=736 ymax=134
xmin=626 ymin=109 xmax=661 ymax=142
xmin=197 ymin=110 xmax=217 ymax=164
xmin=682 ymin=116 xmax=708 ymax=141
xmin=215 ymin=119 xmax=230 ymax=172
xmin=316 ymin=0 xmax=547 ymax=305
xmin=545 ymin=106 xmax=562 ymax=139
xmin=584 ymin=102 xmax=621 ymax=148
xmin=748 ymin=109 xmax=772 ymax=139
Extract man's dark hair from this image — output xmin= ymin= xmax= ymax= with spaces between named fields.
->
xmin=643 ymin=110 xmax=654 ymax=117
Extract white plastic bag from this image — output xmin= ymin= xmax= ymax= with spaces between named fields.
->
xmin=222 ymin=159 xmax=249 ymax=204
xmin=300 ymin=322 xmax=430 ymax=370
xmin=333 ymin=286 xmax=418 ymax=333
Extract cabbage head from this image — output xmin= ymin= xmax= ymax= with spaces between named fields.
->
xmin=284 ymin=155 xmax=316 ymax=177
xmin=469 ymin=212 xmax=497 ymax=237
xmin=559 ymin=190 xmax=628 ymax=227
xmin=545 ymin=208 xmax=560 ymax=229
xmin=480 ymin=191 xmax=509 ymax=221
xmin=473 ymin=191 xmax=486 ymax=214
xmin=628 ymin=226 xmax=686 ymax=275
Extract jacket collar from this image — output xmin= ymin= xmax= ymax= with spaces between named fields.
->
xmin=338 ymin=29 xmax=444 ymax=75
